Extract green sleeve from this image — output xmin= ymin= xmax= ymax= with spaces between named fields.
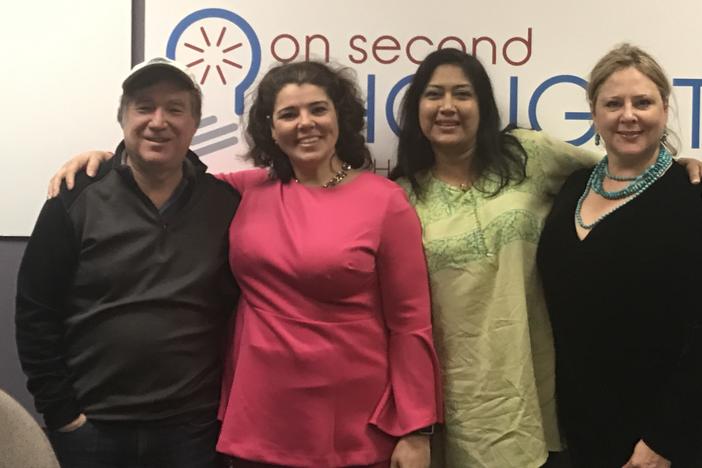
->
xmin=513 ymin=128 xmax=601 ymax=196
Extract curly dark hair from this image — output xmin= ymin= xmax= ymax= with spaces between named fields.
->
xmin=389 ymin=48 xmax=527 ymax=198
xmin=246 ymin=61 xmax=372 ymax=182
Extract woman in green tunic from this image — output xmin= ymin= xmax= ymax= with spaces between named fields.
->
xmin=389 ymin=48 xmax=601 ymax=468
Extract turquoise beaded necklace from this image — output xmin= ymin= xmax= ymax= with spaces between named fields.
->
xmin=575 ymin=147 xmax=672 ymax=230
xmin=604 ymin=166 xmax=637 ymax=181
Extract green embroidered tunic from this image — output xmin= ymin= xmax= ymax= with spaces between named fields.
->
xmin=398 ymin=129 xmax=599 ymax=468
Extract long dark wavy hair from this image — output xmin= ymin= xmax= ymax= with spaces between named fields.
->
xmin=246 ymin=61 xmax=372 ymax=182
xmin=389 ymin=48 xmax=527 ymax=198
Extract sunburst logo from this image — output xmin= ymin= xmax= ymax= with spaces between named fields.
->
xmin=184 ymin=26 xmax=243 ymax=85
xmin=167 ymin=8 xmax=261 ymax=115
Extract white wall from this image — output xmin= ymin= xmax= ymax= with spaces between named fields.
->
xmin=1 ymin=1 xmax=131 ymax=235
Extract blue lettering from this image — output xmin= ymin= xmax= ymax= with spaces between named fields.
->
xmin=673 ymin=78 xmax=702 ymax=149
xmin=509 ymin=76 xmax=518 ymax=126
xmin=385 ymin=75 xmax=414 ymax=136
xmin=528 ymin=74 xmax=593 ymax=146
xmin=366 ymin=74 xmax=376 ymax=143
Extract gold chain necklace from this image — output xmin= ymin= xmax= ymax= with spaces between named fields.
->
xmin=321 ymin=162 xmax=352 ymax=188
xmin=293 ymin=161 xmax=352 ymax=188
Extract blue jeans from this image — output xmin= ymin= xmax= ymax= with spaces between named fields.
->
xmin=47 ymin=414 xmax=223 ymax=468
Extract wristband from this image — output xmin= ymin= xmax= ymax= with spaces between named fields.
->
xmin=413 ymin=425 xmax=435 ymax=436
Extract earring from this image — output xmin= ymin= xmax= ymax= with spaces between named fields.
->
xmin=594 ymin=133 xmax=601 ymax=146
xmin=660 ymin=130 xmax=669 ymax=145
xmin=660 ymin=129 xmax=677 ymax=155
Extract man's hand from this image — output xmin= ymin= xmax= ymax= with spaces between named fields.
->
xmin=621 ymin=439 xmax=671 ymax=468
xmin=57 ymin=413 xmax=87 ymax=433
xmin=390 ymin=434 xmax=430 ymax=468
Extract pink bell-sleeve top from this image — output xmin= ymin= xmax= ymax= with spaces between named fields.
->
xmin=216 ymin=168 xmax=442 ymax=467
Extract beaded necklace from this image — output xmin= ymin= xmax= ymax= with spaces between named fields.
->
xmin=604 ymin=166 xmax=637 ymax=181
xmin=575 ymin=147 xmax=672 ymax=230
xmin=293 ymin=162 xmax=352 ymax=188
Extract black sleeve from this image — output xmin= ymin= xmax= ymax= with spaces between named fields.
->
xmin=220 ymin=192 xmax=241 ymax=315
xmin=641 ymin=181 xmax=702 ymax=462
xmin=15 ymin=196 xmax=81 ymax=429
xmin=643 ymin=281 xmax=702 ymax=462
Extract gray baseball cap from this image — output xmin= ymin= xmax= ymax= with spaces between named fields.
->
xmin=122 ymin=57 xmax=201 ymax=94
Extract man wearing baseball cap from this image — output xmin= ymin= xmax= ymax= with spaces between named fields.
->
xmin=16 ymin=58 xmax=239 ymax=467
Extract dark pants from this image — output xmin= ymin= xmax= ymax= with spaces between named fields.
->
xmin=542 ymin=450 xmax=573 ymax=468
xmin=47 ymin=415 xmax=223 ymax=468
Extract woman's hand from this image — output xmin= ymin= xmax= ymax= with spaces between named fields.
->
xmin=47 ymin=150 xmax=114 ymax=198
xmin=621 ymin=439 xmax=670 ymax=468
xmin=57 ymin=413 xmax=87 ymax=433
xmin=676 ymin=157 xmax=702 ymax=184
xmin=390 ymin=434 xmax=430 ymax=468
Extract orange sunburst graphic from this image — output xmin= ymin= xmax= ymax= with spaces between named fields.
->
xmin=183 ymin=26 xmax=243 ymax=85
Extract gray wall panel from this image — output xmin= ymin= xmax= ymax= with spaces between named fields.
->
xmin=0 ymin=238 xmax=36 ymax=418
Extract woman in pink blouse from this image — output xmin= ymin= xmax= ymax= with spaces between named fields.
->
xmin=215 ymin=61 xmax=442 ymax=467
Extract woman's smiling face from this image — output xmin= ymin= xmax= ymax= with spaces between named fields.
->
xmin=419 ymin=64 xmax=480 ymax=154
xmin=592 ymin=66 xmax=668 ymax=161
xmin=270 ymin=83 xmax=339 ymax=171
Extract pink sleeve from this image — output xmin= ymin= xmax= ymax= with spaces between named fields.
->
xmin=216 ymin=168 xmax=270 ymax=194
xmin=369 ymin=188 xmax=444 ymax=436
xmin=215 ymin=171 xmax=245 ymax=192
xmin=216 ymin=167 xmax=271 ymax=191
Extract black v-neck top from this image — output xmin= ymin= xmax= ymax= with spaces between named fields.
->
xmin=537 ymin=162 xmax=702 ymax=467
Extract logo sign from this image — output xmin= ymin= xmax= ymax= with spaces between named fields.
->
xmin=145 ymin=2 xmax=702 ymax=174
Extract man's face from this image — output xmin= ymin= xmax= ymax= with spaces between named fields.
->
xmin=121 ymin=80 xmax=198 ymax=171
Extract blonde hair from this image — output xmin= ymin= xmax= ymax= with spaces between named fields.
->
xmin=588 ymin=43 xmax=670 ymax=105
